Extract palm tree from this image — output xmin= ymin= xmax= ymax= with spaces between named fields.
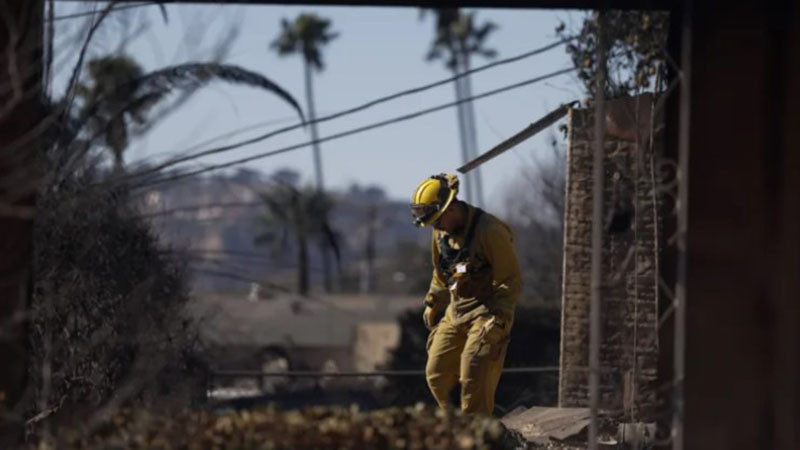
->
xmin=271 ymin=13 xmax=338 ymax=292
xmin=254 ymin=173 xmax=340 ymax=297
xmin=423 ymin=9 xmax=497 ymax=207
xmin=271 ymin=13 xmax=338 ymax=192
xmin=75 ymin=55 xmax=152 ymax=173
xmin=359 ymin=203 xmax=379 ymax=294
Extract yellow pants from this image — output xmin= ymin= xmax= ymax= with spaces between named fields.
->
xmin=425 ymin=312 xmax=511 ymax=416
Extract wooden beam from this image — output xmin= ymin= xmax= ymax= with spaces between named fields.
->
xmin=457 ymin=103 xmax=571 ymax=174
xmin=684 ymin=2 xmax=800 ymax=449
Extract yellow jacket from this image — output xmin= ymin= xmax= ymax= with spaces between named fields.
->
xmin=424 ymin=203 xmax=521 ymax=324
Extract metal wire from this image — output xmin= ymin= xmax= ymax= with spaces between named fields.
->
xmin=123 ymin=37 xmax=576 ymax=181
xmin=672 ymin=3 xmax=693 ymax=449
xmin=211 ymin=367 xmax=562 ymax=378
xmin=130 ymin=67 xmax=577 ymax=189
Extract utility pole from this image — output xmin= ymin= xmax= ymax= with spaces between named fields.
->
xmin=454 ymin=68 xmax=474 ymax=203
xmin=460 ymin=51 xmax=485 ymax=207
xmin=588 ymin=10 xmax=607 ymax=450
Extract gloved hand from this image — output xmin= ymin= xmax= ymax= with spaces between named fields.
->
xmin=423 ymin=305 xmax=438 ymax=330
xmin=481 ymin=313 xmax=512 ymax=344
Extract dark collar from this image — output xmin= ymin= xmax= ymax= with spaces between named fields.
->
xmin=446 ymin=202 xmax=475 ymax=241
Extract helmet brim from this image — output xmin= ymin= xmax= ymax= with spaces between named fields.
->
xmin=413 ymin=188 xmax=456 ymax=227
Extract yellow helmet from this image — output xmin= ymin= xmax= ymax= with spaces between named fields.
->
xmin=410 ymin=173 xmax=459 ymax=227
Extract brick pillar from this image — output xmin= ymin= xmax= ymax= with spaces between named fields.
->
xmin=558 ymin=95 xmax=661 ymax=420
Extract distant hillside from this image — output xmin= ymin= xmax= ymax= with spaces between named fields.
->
xmin=137 ymin=169 xmax=430 ymax=295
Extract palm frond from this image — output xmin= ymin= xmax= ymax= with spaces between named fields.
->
xmin=156 ymin=3 xmax=168 ymax=24
xmin=60 ymin=90 xmax=161 ymax=174
xmin=134 ymin=63 xmax=304 ymax=121
xmin=474 ymin=21 xmax=498 ymax=42
xmin=75 ymin=63 xmax=305 ymax=142
xmin=325 ymin=31 xmax=340 ymax=42
xmin=475 ymin=48 xmax=498 ymax=59
xmin=423 ymin=8 xmax=498 ymax=69
xmin=271 ymin=21 xmax=299 ymax=55
xmin=320 ymin=221 xmax=342 ymax=265
xmin=272 ymin=13 xmax=338 ymax=71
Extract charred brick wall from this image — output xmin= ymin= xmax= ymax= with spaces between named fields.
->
xmin=558 ymin=95 xmax=661 ymax=419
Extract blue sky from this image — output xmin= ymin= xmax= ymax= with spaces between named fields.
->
xmin=53 ymin=3 xmax=585 ymax=204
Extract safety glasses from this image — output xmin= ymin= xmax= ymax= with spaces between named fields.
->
xmin=410 ymin=203 xmax=441 ymax=227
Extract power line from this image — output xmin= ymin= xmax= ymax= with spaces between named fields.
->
xmin=192 ymin=267 xmax=265 ymax=286
xmin=133 ymin=66 xmax=577 ymax=188
xmin=183 ymin=252 xmax=280 ymax=265
xmin=126 ymin=37 xmax=575 ymax=181
xmin=140 ymin=201 xmax=264 ymax=218
xmin=184 ymin=249 xmax=274 ymax=259
xmin=190 ymin=266 xmax=356 ymax=316
xmin=187 ymin=256 xmax=269 ymax=280
xmin=183 ymin=249 xmax=323 ymax=270
xmin=136 ymin=116 xmax=302 ymax=168
xmin=191 ymin=267 xmax=291 ymax=291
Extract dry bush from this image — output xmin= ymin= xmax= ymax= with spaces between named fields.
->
xmin=26 ymin=170 xmax=205 ymax=438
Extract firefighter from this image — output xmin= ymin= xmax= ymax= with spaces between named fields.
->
xmin=410 ymin=173 xmax=521 ymax=416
